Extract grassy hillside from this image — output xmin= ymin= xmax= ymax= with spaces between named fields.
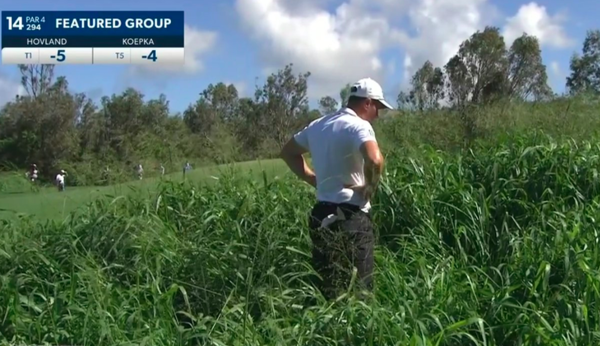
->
xmin=1 ymin=132 xmax=599 ymax=345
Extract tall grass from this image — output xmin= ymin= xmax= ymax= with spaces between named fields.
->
xmin=376 ymin=95 xmax=600 ymax=156
xmin=1 ymin=132 xmax=600 ymax=345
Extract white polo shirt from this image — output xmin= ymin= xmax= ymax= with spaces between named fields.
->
xmin=293 ymin=107 xmax=377 ymax=211
xmin=56 ymin=174 xmax=64 ymax=185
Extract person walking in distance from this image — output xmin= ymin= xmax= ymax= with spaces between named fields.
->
xmin=183 ymin=161 xmax=191 ymax=179
xmin=136 ymin=164 xmax=144 ymax=180
xmin=55 ymin=170 xmax=67 ymax=192
xmin=102 ymin=166 xmax=111 ymax=185
xmin=279 ymin=77 xmax=391 ymax=300
xmin=28 ymin=163 xmax=38 ymax=182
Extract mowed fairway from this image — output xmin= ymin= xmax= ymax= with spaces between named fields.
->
xmin=0 ymin=159 xmax=287 ymax=221
xmin=2 ymin=134 xmax=600 ymax=345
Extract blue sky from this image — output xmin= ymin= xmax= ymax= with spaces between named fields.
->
xmin=0 ymin=0 xmax=597 ymax=112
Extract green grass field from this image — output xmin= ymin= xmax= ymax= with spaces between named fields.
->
xmin=0 ymin=159 xmax=287 ymax=221
xmin=1 ymin=133 xmax=600 ymax=345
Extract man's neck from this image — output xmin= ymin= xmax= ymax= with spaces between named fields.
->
xmin=345 ymin=105 xmax=366 ymax=121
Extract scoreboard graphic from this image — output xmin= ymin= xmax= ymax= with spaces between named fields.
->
xmin=1 ymin=11 xmax=184 ymax=65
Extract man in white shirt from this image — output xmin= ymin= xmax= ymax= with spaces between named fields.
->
xmin=136 ymin=164 xmax=144 ymax=180
xmin=29 ymin=163 xmax=38 ymax=182
xmin=183 ymin=162 xmax=191 ymax=179
xmin=55 ymin=170 xmax=66 ymax=191
xmin=280 ymin=77 xmax=391 ymax=300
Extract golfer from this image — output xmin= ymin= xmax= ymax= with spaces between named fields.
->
xmin=280 ymin=77 xmax=391 ymax=300
xmin=183 ymin=162 xmax=191 ymax=178
xmin=136 ymin=164 xmax=144 ymax=180
xmin=55 ymin=170 xmax=66 ymax=192
xmin=29 ymin=163 xmax=38 ymax=182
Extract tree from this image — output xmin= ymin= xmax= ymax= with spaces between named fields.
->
xmin=505 ymin=33 xmax=552 ymax=101
xmin=233 ymin=97 xmax=264 ymax=158
xmin=444 ymin=26 xmax=507 ymax=106
xmin=436 ymin=27 xmax=552 ymax=106
xmin=18 ymin=64 xmax=54 ymax=98
xmin=99 ymin=88 xmax=146 ymax=161
xmin=181 ymin=83 xmax=244 ymax=163
xmin=199 ymin=82 xmax=240 ymax=121
xmin=396 ymin=91 xmax=411 ymax=110
xmin=254 ymin=63 xmax=311 ymax=148
xmin=183 ymin=83 xmax=239 ymax=136
xmin=0 ymin=75 xmax=83 ymax=173
xmin=339 ymin=83 xmax=351 ymax=105
xmin=444 ymin=55 xmax=472 ymax=107
xmin=78 ymin=100 xmax=109 ymax=159
xmin=400 ymin=61 xmax=445 ymax=110
xmin=566 ymin=30 xmax=600 ymax=95
xmin=318 ymin=96 xmax=338 ymax=114
xmin=36 ymin=77 xmax=83 ymax=168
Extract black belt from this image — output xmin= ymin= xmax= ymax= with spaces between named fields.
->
xmin=314 ymin=201 xmax=367 ymax=216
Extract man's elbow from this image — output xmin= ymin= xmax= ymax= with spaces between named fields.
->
xmin=280 ymin=138 xmax=305 ymax=160
xmin=365 ymin=154 xmax=384 ymax=170
xmin=360 ymin=141 xmax=384 ymax=169
xmin=280 ymin=150 xmax=303 ymax=164
xmin=279 ymin=147 xmax=290 ymax=160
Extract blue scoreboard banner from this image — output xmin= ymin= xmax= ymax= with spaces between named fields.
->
xmin=1 ymin=11 xmax=185 ymax=65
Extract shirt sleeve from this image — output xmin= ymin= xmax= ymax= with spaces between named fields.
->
xmin=293 ymin=125 xmax=310 ymax=150
xmin=351 ymin=122 xmax=377 ymax=150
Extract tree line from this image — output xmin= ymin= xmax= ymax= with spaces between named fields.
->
xmin=0 ymin=26 xmax=598 ymax=186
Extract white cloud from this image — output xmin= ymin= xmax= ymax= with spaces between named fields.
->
xmin=178 ymin=25 xmax=218 ymax=73
xmin=503 ymin=2 xmax=573 ymax=48
xmin=129 ymin=25 xmax=217 ymax=76
xmin=0 ymin=73 xmax=25 ymax=106
xmin=401 ymin=0 xmax=497 ymax=84
xmin=235 ymin=0 xmax=570 ymax=99
xmin=274 ymin=0 xmax=337 ymax=15
xmin=235 ymin=0 xmax=408 ymax=98
xmin=235 ymin=0 xmax=498 ymax=97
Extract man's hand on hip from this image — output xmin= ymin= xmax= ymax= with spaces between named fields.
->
xmin=345 ymin=184 xmax=375 ymax=201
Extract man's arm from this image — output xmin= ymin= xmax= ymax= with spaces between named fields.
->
xmin=359 ymin=140 xmax=384 ymax=199
xmin=349 ymin=123 xmax=384 ymax=200
xmin=279 ymin=137 xmax=317 ymax=188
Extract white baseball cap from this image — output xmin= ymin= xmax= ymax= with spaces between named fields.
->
xmin=349 ymin=78 xmax=393 ymax=109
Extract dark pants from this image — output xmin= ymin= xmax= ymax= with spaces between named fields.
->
xmin=308 ymin=201 xmax=375 ymax=300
